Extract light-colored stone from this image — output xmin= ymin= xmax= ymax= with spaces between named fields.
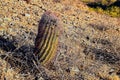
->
xmin=25 ymin=13 xmax=31 ymax=17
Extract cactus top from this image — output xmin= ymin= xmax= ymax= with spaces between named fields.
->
xmin=38 ymin=11 xmax=60 ymax=34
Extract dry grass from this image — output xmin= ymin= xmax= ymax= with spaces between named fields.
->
xmin=0 ymin=0 xmax=120 ymax=80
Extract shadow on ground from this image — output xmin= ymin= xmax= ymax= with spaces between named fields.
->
xmin=0 ymin=36 xmax=50 ymax=80
xmin=86 ymin=1 xmax=120 ymax=10
xmin=0 ymin=37 xmax=16 ymax=52
xmin=83 ymin=46 xmax=120 ymax=66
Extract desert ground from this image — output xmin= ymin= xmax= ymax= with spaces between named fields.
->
xmin=0 ymin=0 xmax=120 ymax=80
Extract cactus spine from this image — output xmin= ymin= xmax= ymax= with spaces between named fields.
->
xmin=34 ymin=11 xmax=60 ymax=66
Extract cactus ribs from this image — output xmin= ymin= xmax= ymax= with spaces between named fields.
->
xmin=34 ymin=11 xmax=61 ymax=66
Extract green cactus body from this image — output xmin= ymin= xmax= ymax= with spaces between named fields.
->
xmin=34 ymin=11 xmax=60 ymax=66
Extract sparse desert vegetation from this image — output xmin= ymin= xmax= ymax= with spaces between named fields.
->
xmin=82 ymin=0 xmax=120 ymax=17
xmin=0 ymin=0 xmax=120 ymax=80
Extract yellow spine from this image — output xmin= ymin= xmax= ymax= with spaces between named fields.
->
xmin=34 ymin=11 xmax=60 ymax=66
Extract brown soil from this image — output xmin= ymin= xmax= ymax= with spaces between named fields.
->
xmin=0 ymin=0 xmax=120 ymax=80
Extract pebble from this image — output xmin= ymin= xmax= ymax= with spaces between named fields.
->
xmin=25 ymin=13 xmax=31 ymax=17
xmin=1 ymin=23 xmax=6 ymax=27
xmin=109 ymin=68 xmax=116 ymax=74
xmin=0 ymin=18 xmax=3 ymax=24
xmin=0 ymin=0 xmax=120 ymax=80
xmin=70 ymin=66 xmax=80 ymax=76
xmin=38 ymin=77 xmax=44 ymax=80
xmin=3 ymin=17 xmax=11 ymax=22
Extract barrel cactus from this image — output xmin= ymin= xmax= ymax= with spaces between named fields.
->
xmin=34 ymin=11 xmax=61 ymax=66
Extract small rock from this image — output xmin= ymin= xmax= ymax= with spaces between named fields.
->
xmin=70 ymin=66 xmax=80 ymax=76
xmin=3 ymin=17 xmax=11 ymax=22
xmin=25 ymin=13 xmax=30 ymax=17
xmin=0 ymin=18 xmax=3 ymax=24
xmin=71 ymin=66 xmax=80 ymax=73
xmin=38 ymin=77 xmax=44 ymax=80
xmin=109 ymin=68 xmax=115 ymax=75
xmin=9 ymin=28 xmax=13 ymax=33
xmin=1 ymin=23 xmax=6 ymax=27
